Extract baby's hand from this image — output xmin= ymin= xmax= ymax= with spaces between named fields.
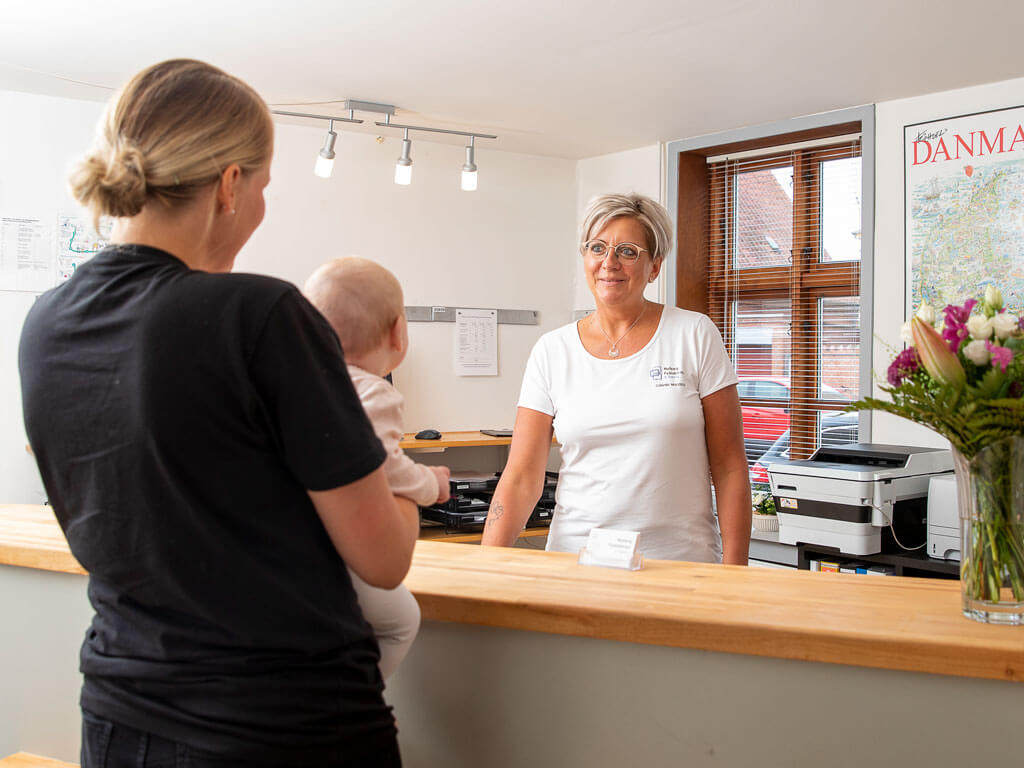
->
xmin=431 ymin=466 xmax=451 ymax=504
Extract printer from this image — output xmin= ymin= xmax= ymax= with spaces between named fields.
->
xmin=926 ymin=473 xmax=961 ymax=561
xmin=767 ymin=443 xmax=953 ymax=556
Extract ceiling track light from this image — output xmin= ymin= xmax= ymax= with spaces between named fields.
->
xmin=271 ymin=102 xmax=496 ymax=189
xmin=395 ymin=129 xmax=413 ymax=186
xmin=377 ymin=114 xmax=495 ymax=192
xmin=272 ymin=108 xmax=363 ymax=179
xmin=314 ymin=120 xmax=337 ymax=178
xmin=461 ymin=136 xmax=478 ymax=192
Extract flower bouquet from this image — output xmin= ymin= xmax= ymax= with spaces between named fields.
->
xmin=849 ymin=286 xmax=1024 ymax=624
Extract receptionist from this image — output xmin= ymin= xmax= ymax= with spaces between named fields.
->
xmin=482 ymin=193 xmax=751 ymax=564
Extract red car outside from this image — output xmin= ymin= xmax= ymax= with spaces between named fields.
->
xmin=737 ymin=376 xmax=847 ymax=457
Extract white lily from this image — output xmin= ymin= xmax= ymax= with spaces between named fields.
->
xmin=984 ymin=285 xmax=1004 ymax=312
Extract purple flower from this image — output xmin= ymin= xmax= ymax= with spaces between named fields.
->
xmin=985 ymin=341 xmax=1013 ymax=373
xmin=887 ymin=346 xmax=920 ymax=386
xmin=941 ymin=298 xmax=977 ymax=353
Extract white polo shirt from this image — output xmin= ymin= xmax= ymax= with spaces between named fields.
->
xmin=518 ymin=306 xmax=738 ymax=562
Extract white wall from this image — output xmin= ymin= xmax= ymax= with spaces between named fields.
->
xmin=0 ymin=91 xmax=105 ymax=504
xmin=0 ymin=90 xmax=577 ymax=501
xmin=239 ymin=120 xmax=576 ymax=433
xmin=872 ymin=75 xmax=1024 ymax=446
xmin=573 ymin=144 xmax=663 ymax=311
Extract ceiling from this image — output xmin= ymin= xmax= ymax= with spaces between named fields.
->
xmin=3 ymin=0 xmax=1023 ymax=159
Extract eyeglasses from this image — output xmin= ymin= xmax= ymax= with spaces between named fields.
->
xmin=580 ymin=239 xmax=648 ymax=262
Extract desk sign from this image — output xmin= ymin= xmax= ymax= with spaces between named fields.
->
xmin=578 ymin=527 xmax=643 ymax=571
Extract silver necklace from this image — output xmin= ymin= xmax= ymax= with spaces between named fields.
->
xmin=593 ymin=302 xmax=646 ymax=358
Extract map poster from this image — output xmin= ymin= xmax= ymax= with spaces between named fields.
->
xmin=905 ymin=105 xmax=1024 ymax=317
xmin=57 ymin=215 xmax=111 ymax=284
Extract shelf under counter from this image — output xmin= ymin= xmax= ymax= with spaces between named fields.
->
xmin=398 ymin=430 xmax=558 ymax=450
xmin=399 ymin=430 xmax=513 ymax=450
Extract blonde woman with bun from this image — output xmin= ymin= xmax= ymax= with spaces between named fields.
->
xmin=19 ymin=59 xmax=414 ymax=767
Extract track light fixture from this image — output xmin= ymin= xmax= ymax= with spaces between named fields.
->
xmin=377 ymin=114 xmax=494 ymax=192
xmin=461 ymin=136 xmax=478 ymax=192
xmin=314 ymin=120 xmax=338 ymax=178
xmin=395 ymin=129 xmax=413 ymax=186
xmin=272 ymin=102 xmax=496 ymax=189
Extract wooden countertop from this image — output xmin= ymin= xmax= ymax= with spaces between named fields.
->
xmin=0 ymin=505 xmax=84 ymax=575
xmin=0 ymin=754 xmax=78 ymax=768
xmin=3 ymin=504 xmax=1022 ymax=683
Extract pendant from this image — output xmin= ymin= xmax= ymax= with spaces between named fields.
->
xmin=608 ymin=346 xmax=620 ymax=358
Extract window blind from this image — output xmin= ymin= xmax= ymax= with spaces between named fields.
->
xmin=705 ymin=138 xmax=863 ymax=485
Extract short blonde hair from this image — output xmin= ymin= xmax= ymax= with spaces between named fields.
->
xmin=304 ymin=258 xmax=404 ymax=358
xmin=579 ymin=193 xmax=673 ymax=262
xmin=69 ymin=59 xmax=273 ymax=229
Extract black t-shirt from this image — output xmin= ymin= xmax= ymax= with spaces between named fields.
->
xmin=19 ymin=245 xmax=392 ymax=764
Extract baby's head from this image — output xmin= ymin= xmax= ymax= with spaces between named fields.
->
xmin=304 ymin=257 xmax=408 ymax=375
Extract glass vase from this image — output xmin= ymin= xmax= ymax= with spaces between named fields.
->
xmin=952 ymin=436 xmax=1024 ymax=625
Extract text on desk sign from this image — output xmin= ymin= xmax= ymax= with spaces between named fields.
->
xmin=578 ymin=527 xmax=644 ymax=571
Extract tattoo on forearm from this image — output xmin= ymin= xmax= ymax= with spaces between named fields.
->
xmin=490 ymin=501 xmax=505 ymax=521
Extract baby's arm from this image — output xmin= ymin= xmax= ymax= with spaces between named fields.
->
xmin=357 ymin=375 xmax=450 ymax=507
xmin=429 ymin=466 xmax=451 ymax=504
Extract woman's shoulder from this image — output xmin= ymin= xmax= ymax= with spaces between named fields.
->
xmin=182 ymin=270 xmax=303 ymax=315
xmin=533 ymin=318 xmax=582 ymax=348
xmin=661 ymin=305 xmax=710 ymax=324
xmin=159 ymin=271 xmax=321 ymax=348
xmin=659 ymin=306 xmax=717 ymax=335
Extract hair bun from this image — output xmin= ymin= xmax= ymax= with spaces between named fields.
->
xmin=69 ymin=138 xmax=148 ymax=221
xmin=101 ymin=140 xmax=148 ymax=217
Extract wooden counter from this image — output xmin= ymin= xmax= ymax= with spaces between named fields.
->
xmin=0 ymin=504 xmax=540 ymax=566
xmin=0 ymin=506 xmax=83 ymax=576
xmin=2 ymin=504 xmax=1021 ymax=683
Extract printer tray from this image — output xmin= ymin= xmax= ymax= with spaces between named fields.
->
xmin=421 ymin=491 xmax=554 ymax=531
xmin=420 ymin=505 xmax=490 ymax=529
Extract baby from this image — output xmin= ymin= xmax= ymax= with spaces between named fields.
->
xmin=304 ymin=256 xmax=450 ymax=679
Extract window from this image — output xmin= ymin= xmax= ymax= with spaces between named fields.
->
xmin=668 ymin=109 xmax=873 ymax=481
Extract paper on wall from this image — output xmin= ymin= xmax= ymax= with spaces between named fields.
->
xmin=455 ymin=308 xmax=497 ymax=376
xmin=0 ymin=218 xmax=51 ymax=292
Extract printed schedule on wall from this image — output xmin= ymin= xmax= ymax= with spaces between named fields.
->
xmin=0 ymin=217 xmax=50 ymax=292
xmin=455 ymin=308 xmax=498 ymax=376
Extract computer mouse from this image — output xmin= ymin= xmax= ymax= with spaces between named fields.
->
xmin=415 ymin=429 xmax=442 ymax=440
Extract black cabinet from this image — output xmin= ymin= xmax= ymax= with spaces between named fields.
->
xmin=796 ymin=543 xmax=960 ymax=579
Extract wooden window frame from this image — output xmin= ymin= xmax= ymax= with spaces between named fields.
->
xmin=674 ymin=120 xmax=866 ymax=461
